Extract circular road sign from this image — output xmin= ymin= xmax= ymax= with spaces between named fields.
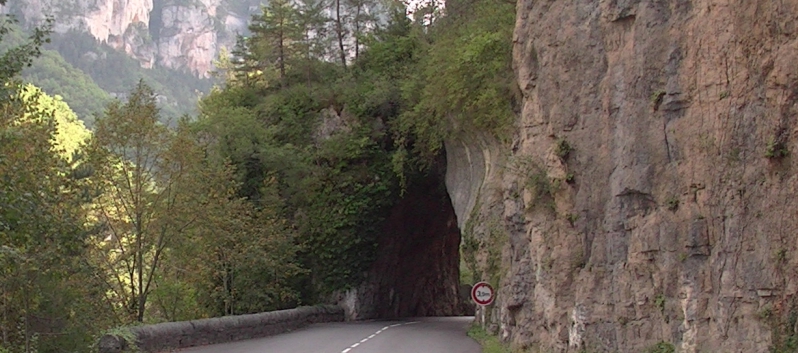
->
xmin=471 ymin=281 xmax=495 ymax=306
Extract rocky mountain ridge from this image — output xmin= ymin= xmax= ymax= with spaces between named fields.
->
xmin=3 ymin=0 xmax=258 ymax=76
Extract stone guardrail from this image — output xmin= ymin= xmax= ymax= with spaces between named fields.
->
xmin=97 ymin=305 xmax=345 ymax=353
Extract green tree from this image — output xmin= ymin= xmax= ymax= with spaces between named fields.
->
xmin=247 ymin=0 xmax=303 ymax=85
xmin=0 ymin=6 xmax=51 ymax=94
xmin=22 ymin=49 xmax=112 ymax=125
xmin=169 ymin=174 xmax=303 ymax=316
xmin=296 ymin=0 xmax=330 ymax=60
xmin=86 ymin=81 xmax=201 ymax=323
xmin=334 ymin=0 xmax=347 ymax=68
xmin=0 ymin=5 xmax=113 ymax=352
xmin=0 ymin=85 xmax=100 ymax=353
xmin=345 ymin=0 xmax=379 ymax=61
xmin=295 ymin=0 xmax=331 ymax=85
xmin=192 ymin=0 xmax=515 ymax=305
xmin=396 ymin=0 xmax=516 ymax=164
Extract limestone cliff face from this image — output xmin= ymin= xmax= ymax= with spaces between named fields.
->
xmin=454 ymin=1 xmax=798 ymax=352
xmin=3 ymin=0 xmax=255 ymax=76
xmin=154 ymin=0 xmax=221 ymax=76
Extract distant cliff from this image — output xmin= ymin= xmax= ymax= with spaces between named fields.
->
xmin=2 ymin=0 xmax=258 ymax=77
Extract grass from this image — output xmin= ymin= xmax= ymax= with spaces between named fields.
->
xmin=565 ymin=172 xmax=575 ymax=184
xmin=650 ymin=90 xmax=666 ymax=110
xmin=654 ymin=294 xmax=666 ymax=314
xmin=555 ymin=138 xmax=574 ymax=160
xmin=525 ymin=169 xmax=556 ymax=212
xmin=776 ymin=248 xmax=788 ymax=264
xmin=644 ymin=341 xmax=675 ymax=353
xmin=566 ymin=213 xmax=579 ymax=226
xmin=665 ymin=196 xmax=679 ymax=211
xmin=765 ymin=137 xmax=789 ymax=159
xmin=468 ymin=324 xmax=514 ymax=353
xmin=770 ymin=304 xmax=798 ymax=353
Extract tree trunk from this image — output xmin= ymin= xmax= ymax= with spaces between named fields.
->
xmin=279 ymin=15 xmax=286 ymax=83
xmin=136 ymin=225 xmax=145 ymax=322
xmin=2 ymin=282 xmax=8 ymax=347
xmin=335 ymin=0 xmax=346 ymax=68
xmin=354 ymin=4 xmax=360 ymax=61
xmin=136 ymin=141 xmax=145 ymax=323
xmin=305 ymin=29 xmax=312 ymax=87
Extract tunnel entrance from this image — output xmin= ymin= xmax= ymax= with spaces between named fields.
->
xmin=352 ymin=159 xmax=472 ymax=319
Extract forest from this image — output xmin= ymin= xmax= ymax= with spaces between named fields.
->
xmin=0 ymin=0 xmax=515 ymax=351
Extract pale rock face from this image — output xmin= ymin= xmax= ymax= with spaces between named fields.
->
xmin=450 ymin=0 xmax=798 ymax=352
xmin=85 ymin=0 xmax=153 ymax=42
xmin=6 ymin=0 xmax=154 ymax=50
xmin=157 ymin=2 xmax=219 ymax=76
xmin=4 ymin=0 xmax=252 ymax=76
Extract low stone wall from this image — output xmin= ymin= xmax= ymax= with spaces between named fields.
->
xmin=97 ymin=305 xmax=345 ymax=353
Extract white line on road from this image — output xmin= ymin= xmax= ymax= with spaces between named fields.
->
xmin=340 ymin=322 xmax=419 ymax=353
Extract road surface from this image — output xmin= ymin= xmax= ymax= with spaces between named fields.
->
xmin=180 ymin=316 xmax=481 ymax=353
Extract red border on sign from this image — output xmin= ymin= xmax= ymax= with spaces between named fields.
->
xmin=471 ymin=281 xmax=494 ymax=306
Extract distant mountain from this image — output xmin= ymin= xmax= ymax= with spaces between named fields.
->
xmin=1 ymin=0 xmax=265 ymax=124
xmin=3 ymin=0 xmax=262 ymax=76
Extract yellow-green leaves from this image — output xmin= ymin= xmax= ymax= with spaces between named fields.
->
xmin=17 ymin=84 xmax=91 ymax=157
xmin=0 ymin=82 xmax=110 ymax=353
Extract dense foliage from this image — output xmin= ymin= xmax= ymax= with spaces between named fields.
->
xmin=196 ymin=0 xmax=516 ymax=300
xmin=0 ymin=0 xmax=517 ymax=351
xmin=0 ymin=9 xmax=113 ymax=352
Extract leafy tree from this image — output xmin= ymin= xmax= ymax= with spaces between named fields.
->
xmin=0 ymin=7 xmax=51 ymax=93
xmin=22 ymin=49 xmax=112 ymax=126
xmin=0 ymin=84 xmax=111 ymax=353
xmin=86 ymin=81 xmax=203 ymax=323
xmin=169 ymin=172 xmax=303 ymax=316
xmin=0 ymin=5 xmax=113 ymax=352
xmin=396 ymin=0 xmax=516 ymax=164
xmin=345 ymin=0 xmax=379 ymax=61
xmin=334 ymin=0 xmax=348 ymax=68
xmin=247 ymin=0 xmax=303 ymax=85
xmin=295 ymin=0 xmax=332 ymax=85
xmin=194 ymin=2 xmax=413 ymax=302
xmin=210 ymin=47 xmax=237 ymax=84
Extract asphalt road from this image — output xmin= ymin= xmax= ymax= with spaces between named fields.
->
xmin=180 ymin=316 xmax=482 ymax=353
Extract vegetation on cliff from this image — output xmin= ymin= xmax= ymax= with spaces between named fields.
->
xmin=0 ymin=0 xmax=516 ymax=351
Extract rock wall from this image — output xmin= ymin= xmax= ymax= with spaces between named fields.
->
xmin=456 ymin=0 xmax=798 ymax=352
xmin=97 ymin=305 xmax=344 ymax=353
xmin=339 ymin=160 xmax=471 ymax=320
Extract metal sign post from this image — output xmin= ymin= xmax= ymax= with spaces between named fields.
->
xmin=471 ymin=281 xmax=494 ymax=327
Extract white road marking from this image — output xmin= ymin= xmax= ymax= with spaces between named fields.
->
xmin=340 ymin=322 xmax=420 ymax=353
